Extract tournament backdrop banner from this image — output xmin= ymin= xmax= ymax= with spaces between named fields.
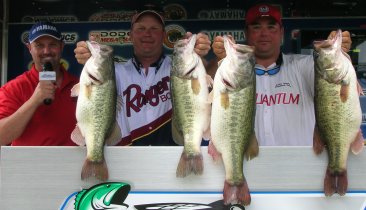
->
xmin=7 ymin=20 xmax=246 ymax=81
xmin=7 ymin=18 xmax=366 ymax=82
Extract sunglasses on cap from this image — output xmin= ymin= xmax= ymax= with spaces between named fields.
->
xmin=255 ymin=65 xmax=281 ymax=76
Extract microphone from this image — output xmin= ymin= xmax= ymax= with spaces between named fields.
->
xmin=39 ymin=62 xmax=56 ymax=105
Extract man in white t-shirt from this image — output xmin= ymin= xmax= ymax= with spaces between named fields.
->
xmin=211 ymin=3 xmax=352 ymax=146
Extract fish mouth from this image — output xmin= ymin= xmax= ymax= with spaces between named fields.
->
xmin=222 ymin=78 xmax=236 ymax=90
xmin=88 ymin=73 xmax=102 ymax=85
xmin=185 ymin=65 xmax=196 ymax=76
xmin=109 ymin=184 xmax=131 ymax=205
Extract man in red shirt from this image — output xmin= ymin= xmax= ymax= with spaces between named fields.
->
xmin=0 ymin=21 xmax=79 ymax=146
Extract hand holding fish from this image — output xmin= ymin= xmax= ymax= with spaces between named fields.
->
xmin=212 ymin=35 xmax=234 ymax=60
xmin=74 ymin=35 xmax=97 ymax=65
xmin=328 ymin=30 xmax=352 ymax=52
xmin=186 ymin=32 xmax=211 ymax=57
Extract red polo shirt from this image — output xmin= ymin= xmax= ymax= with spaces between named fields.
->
xmin=0 ymin=64 xmax=79 ymax=146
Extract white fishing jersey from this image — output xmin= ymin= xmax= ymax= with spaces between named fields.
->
xmin=114 ymin=55 xmax=175 ymax=146
xmin=255 ymin=53 xmax=315 ymax=146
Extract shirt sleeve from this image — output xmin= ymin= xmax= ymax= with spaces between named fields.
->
xmin=0 ymin=83 xmax=23 ymax=119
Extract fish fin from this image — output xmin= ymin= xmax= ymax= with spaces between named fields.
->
xmin=85 ymin=85 xmax=93 ymax=99
xmin=324 ymin=167 xmax=337 ymax=197
xmin=191 ymin=78 xmax=201 ymax=95
xmin=208 ymin=140 xmax=221 ymax=163
xmin=223 ymin=180 xmax=251 ymax=206
xmin=81 ymin=157 xmax=108 ymax=181
xmin=70 ymin=83 xmax=80 ymax=97
xmin=323 ymin=167 xmax=348 ymax=196
xmin=172 ymin=120 xmax=184 ymax=145
xmin=74 ymin=189 xmax=88 ymax=208
xmin=357 ymin=81 xmax=364 ymax=96
xmin=105 ymin=121 xmax=122 ymax=146
xmin=313 ymin=125 xmax=325 ymax=155
xmin=176 ymin=152 xmax=203 ymax=177
xmin=350 ymin=129 xmax=365 ymax=155
xmin=245 ymin=133 xmax=259 ymax=161
xmin=220 ymin=92 xmax=230 ymax=109
xmin=339 ymin=82 xmax=350 ymax=102
xmin=71 ymin=125 xmax=86 ymax=146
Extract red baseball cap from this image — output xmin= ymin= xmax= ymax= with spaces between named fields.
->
xmin=245 ymin=4 xmax=282 ymax=25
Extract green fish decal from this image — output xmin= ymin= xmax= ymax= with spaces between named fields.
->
xmin=74 ymin=182 xmax=130 ymax=210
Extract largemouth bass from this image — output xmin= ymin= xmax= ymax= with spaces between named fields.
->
xmin=313 ymin=29 xmax=364 ymax=196
xmin=209 ymin=36 xmax=258 ymax=206
xmin=71 ymin=41 xmax=121 ymax=181
xmin=171 ymin=34 xmax=213 ymax=177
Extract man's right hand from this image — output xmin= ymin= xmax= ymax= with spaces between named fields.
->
xmin=74 ymin=41 xmax=91 ymax=65
xmin=74 ymin=35 xmax=97 ymax=65
xmin=212 ymin=35 xmax=235 ymax=60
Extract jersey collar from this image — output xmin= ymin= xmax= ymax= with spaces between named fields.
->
xmin=255 ymin=53 xmax=283 ymax=76
xmin=131 ymin=53 xmax=166 ymax=74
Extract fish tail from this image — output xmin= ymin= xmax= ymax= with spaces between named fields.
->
xmin=324 ymin=167 xmax=348 ymax=196
xmin=324 ymin=167 xmax=337 ymax=196
xmin=223 ymin=180 xmax=251 ymax=206
xmin=176 ymin=152 xmax=203 ymax=177
xmin=336 ymin=170 xmax=348 ymax=196
xmin=81 ymin=158 xmax=109 ymax=181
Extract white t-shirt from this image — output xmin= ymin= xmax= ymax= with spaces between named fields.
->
xmin=255 ymin=53 xmax=315 ymax=146
xmin=114 ymin=55 xmax=174 ymax=145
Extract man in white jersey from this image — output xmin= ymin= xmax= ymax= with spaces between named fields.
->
xmin=211 ymin=3 xmax=352 ymax=146
xmin=74 ymin=10 xmax=211 ymax=146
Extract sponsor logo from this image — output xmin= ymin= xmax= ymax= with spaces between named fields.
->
xmin=124 ymin=76 xmax=170 ymax=117
xmin=259 ymin=6 xmax=270 ymax=13
xmin=163 ymin=3 xmax=187 ymax=20
xmin=88 ymin=11 xmax=136 ymax=22
xmin=60 ymin=182 xmax=131 ymax=210
xmin=198 ymin=9 xmax=245 ymax=20
xmin=60 ymin=182 xmax=246 ymax=210
xmin=21 ymin=32 xmax=78 ymax=44
xmin=89 ymin=31 xmax=131 ymax=45
xmin=61 ymin=33 xmax=78 ymax=44
xmin=204 ymin=30 xmax=246 ymax=42
xmin=22 ymin=15 xmax=78 ymax=23
xmin=256 ymin=92 xmax=300 ymax=106
xmin=164 ymin=24 xmax=186 ymax=49
xmin=39 ymin=71 xmax=56 ymax=81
